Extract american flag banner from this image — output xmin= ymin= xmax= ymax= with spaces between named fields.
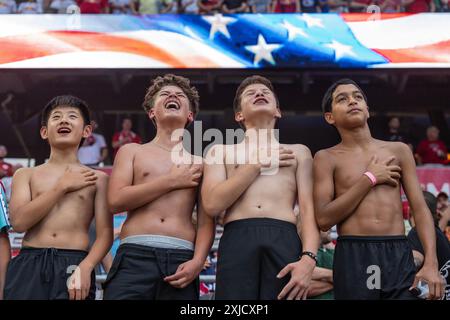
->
xmin=0 ymin=13 xmax=449 ymax=69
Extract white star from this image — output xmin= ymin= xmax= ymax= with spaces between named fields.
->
xmin=324 ymin=40 xmax=356 ymax=61
xmin=281 ymin=20 xmax=308 ymax=41
xmin=202 ymin=13 xmax=237 ymax=40
xmin=245 ymin=34 xmax=282 ymax=66
xmin=298 ymin=14 xmax=324 ymax=29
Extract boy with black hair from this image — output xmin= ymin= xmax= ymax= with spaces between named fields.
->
xmin=5 ymin=95 xmax=112 ymax=300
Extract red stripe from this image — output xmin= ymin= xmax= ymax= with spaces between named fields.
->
xmin=373 ymin=40 xmax=450 ymax=63
xmin=0 ymin=31 xmax=185 ymax=66
xmin=341 ymin=13 xmax=410 ymax=22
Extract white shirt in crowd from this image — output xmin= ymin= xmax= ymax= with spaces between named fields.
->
xmin=50 ymin=0 xmax=76 ymax=13
xmin=77 ymin=133 xmax=107 ymax=166
xmin=0 ymin=0 xmax=17 ymax=13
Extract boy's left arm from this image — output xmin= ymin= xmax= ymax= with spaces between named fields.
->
xmin=399 ymin=143 xmax=444 ymax=299
xmin=278 ymin=145 xmax=320 ymax=300
xmin=0 ymin=233 xmax=11 ymax=300
xmin=68 ymin=172 xmax=113 ymax=300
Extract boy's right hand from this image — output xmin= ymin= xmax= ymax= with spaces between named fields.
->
xmin=169 ymin=163 xmax=202 ymax=189
xmin=59 ymin=167 xmax=98 ymax=193
xmin=366 ymin=156 xmax=402 ymax=187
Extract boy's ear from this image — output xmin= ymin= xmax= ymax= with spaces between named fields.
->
xmin=82 ymin=124 xmax=93 ymax=139
xmin=148 ymin=109 xmax=156 ymax=120
xmin=187 ymin=111 xmax=194 ymax=123
xmin=40 ymin=126 xmax=48 ymax=140
xmin=235 ymin=111 xmax=244 ymax=123
xmin=324 ymin=112 xmax=335 ymax=125
xmin=275 ymin=107 xmax=281 ymax=119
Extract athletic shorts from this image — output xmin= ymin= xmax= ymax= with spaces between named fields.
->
xmin=103 ymin=243 xmax=199 ymax=300
xmin=4 ymin=247 xmax=95 ymax=300
xmin=215 ymin=218 xmax=302 ymax=300
xmin=333 ymin=235 xmax=417 ymax=300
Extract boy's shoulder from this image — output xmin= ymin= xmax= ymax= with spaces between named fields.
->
xmin=375 ymin=139 xmax=411 ymax=153
xmin=283 ymin=143 xmax=311 ymax=155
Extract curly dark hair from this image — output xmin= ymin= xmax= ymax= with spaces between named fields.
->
xmin=142 ymin=74 xmax=200 ymax=120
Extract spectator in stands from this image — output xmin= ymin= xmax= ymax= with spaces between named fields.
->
xmin=272 ymin=0 xmax=300 ymax=12
xmin=78 ymin=120 xmax=108 ymax=167
xmin=197 ymin=0 xmax=222 ymax=13
xmin=327 ymin=0 xmax=348 ymax=12
xmin=169 ymin=0 xmax=199 ymax=13
xmin=111 ymin=117 xmax=141 ymax=159
xmin=139 ymin=0 xmax=173 ymax=13
xmin=437 ymin=192 xmax=450 ymax=233
xmin=0 ymin=181 xmax=11 ymax=300
xmin=221 ymin=0 xmax=249 ymax=12
xmin=109 ymin=0 xmax=137 ymax=13
xmin=380 ymin=0 xmax=401 ymax=12
xmin=435 ymin=0 xmax=449 ymax=11
xmin=77 ymin=0 xmax=109 ymax=13
xmin=248 ymin=0 xmax=271 ymax=12
xmin=415 ymin=126 xmax=448 ymax=166
xmin=0 ymin=0 xmax=17 ymax=13
xmin=408 ymin=191 xmax=450 ymax=300
xmin=317 ymin=0 xmax=329 ymax=11
xmin=17 ymin=0 xmax=43 ymax=13
xmin=437 ymin=192 xmax=449 ymax=213
xmin=0 ymin=146 xmax=13 ymax=179
xmin=349 ymin=0 xmax=375 ymax=12
xmin=49 ymin=0 xmax=76 ymax=12
xmin=402 ymin=0 xmax=435 ymax=12
xmin=384 ymin=116 xmax=404 ymax=142
xmin=300 ymin=0 xmax=321 ymax=12
xmin=308 ymin=230 xmax=334 ymax=299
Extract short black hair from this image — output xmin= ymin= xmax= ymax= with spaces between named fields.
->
xmin=321 ymin=78 xmax=368 ymax=113
xmin=41 ymin=95 xmax=91 ymax=147
xmin=437 ymin=192 xmax=449 ymax=200
xmin=41 ymin=95 xmax=90 ymax=127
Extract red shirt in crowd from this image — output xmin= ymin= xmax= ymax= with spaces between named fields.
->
xmin=112 ymin=130 xmax=142 ymax=157
xmin=405 ymin=0 xmax=431 ymax=13
xmin=416 ymin=139 xmax=448 ymax=165
xmin=77 ymin=0 xmax=108 ymax=13
xmin=0 ymin=160 xmax=13 ymax=178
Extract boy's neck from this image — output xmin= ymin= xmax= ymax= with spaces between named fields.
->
xmin=47 ymin=147 xmax=80 ymax=165
xmin=153 ymin=126 xmax=184 ymax=147
xmin=338 ymin=124 xmax=374 ymax=149
xmin=244 ymin=116 xmax=277 ymax=131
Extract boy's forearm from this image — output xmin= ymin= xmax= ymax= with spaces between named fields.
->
xmin=110 ymin=175 xmax=176 ymax=212
xmin=192 ymin=217 xmax=215 ymax=265
xmin=11 ymin=186 xmax=65 ymax=233
xmin=0 ymin=237 xmax=11 ymax=300
xmin=81 ymin=229 xmax=113 ymax=270
xmin=204 ymin=164 xmax=260 ymax=215
xmin=316 ymin=176 xmax=372 ymax=230
xmin=414 ymin=210 xmax=439 ymax=266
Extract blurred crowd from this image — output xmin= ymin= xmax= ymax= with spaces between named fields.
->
xmin=0 ymin=0 xmax=448 ymax=15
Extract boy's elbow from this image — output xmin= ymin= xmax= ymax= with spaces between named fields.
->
xmin=316 ymin=215 xmax=331 ymax=232
xmin=10 ymin=217 xmax=27 ymax=234
xmin=108 ymin=197 xmax=125 ymax=214
xmin=203 ymin=201 xmax=223 ymax=218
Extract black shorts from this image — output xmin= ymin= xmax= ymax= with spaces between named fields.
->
xmin=102 ymin=243 xmax=199 ymax=300
xmin=333 ymin=235 xmax=417 ymax=300
xmin=215 ymin=218 xmax=302 ymax=300
xmin=4 ymin=247 xmax=95 ymax=300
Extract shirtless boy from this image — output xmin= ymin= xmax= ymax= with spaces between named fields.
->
xmin=103 ymin=74 xmax=215 ymax=300
xmin=201 ymin=75 xmax=320 ymax=300
xmin=5 ymin=95 xmax=112 ymax=300
xmin=314 ymin=79 xmax=444 ymax=299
